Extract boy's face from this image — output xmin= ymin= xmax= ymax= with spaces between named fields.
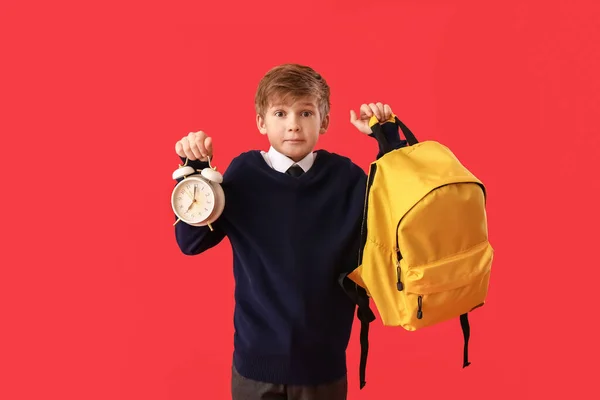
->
xmin=256 ymin=95 xmax=329 ymax=162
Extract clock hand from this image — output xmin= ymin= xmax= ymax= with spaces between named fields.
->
xmin=186 ymin=185 xmax=199 ymax=211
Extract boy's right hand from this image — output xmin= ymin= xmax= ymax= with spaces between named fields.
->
xmin=175 ymin=131 xmax=213 ymax=162
xmin=350 ymin=102 xmax=394 ymax=135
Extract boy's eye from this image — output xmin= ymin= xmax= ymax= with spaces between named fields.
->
xmin=301 ymin=111 xmax=313 ymax=117
xmin=274 ymin=111 xmax=284 ymax=117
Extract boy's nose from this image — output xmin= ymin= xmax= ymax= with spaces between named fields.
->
xmin=287 ymin=121 xmax=300 ymax=132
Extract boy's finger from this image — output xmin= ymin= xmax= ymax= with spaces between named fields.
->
xmin=350 ymin=110 xmax=357 ymax=123
xmin=187 ymin=131 xmax=204 ymax=158
xmin=175 ymin=141 xmax=185 ymax=158
xmin=360 ymin=104 xmax=372 ymax=118
xmin=204 ymin=136 xmax=213 ymax=157
xmin=384 ymin=104 xmax=392 ymax=120
xmin=187 ymin=137 xmax=203 ymax=159
xmin=196 ymin=136 xmax=207 ymax=157
xmin=376 ymin=102 xmax=384 ymax=115
xmin=369 ymin=103 xmax=381 ymax=120
xmin=190 ymin=131 xmax=208 ymax=158
xmin=188 ymin=131 xmax=203 ymax=144
xmin=182 ymin=141 xmax=195 ymax=160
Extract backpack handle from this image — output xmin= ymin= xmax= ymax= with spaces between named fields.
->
xmin=369 ymin=114 xmax=419 ymax=152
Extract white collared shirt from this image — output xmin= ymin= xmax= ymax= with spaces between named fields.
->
xmin=260 ymin=146 xmax=316 ymax=174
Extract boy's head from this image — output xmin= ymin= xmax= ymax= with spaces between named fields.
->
xmin=255 ymin=63 xmax=330 ymax=162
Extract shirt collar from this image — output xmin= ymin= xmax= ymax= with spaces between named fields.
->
xmin=267 ymin=146 xmax=315 ymax=174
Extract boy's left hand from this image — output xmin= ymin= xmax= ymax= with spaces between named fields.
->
xmin=350 ymin=102 xmax=394 ymax=135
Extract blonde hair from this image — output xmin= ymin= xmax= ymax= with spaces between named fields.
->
xmin=255 ymin=63 xmax=331 ymax=121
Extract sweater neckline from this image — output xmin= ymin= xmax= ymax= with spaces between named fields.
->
xmin=250 ymin=149 xmax=331 ymax=183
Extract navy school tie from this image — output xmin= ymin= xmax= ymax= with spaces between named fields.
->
xmin=286 ymin=164 xmax=304 ymax=177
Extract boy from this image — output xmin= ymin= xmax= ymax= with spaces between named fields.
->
xmin=173 ymin=64 xmax=404 ymax=400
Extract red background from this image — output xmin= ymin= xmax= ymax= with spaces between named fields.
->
xmin=2 ymin=0 xmax=598 ymax=399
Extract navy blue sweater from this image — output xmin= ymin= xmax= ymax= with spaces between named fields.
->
xmin=174 ymin=131 xmax=405 ymax=385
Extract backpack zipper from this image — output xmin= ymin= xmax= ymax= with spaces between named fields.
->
xmin=395 ymin=220 xmax=404 ymax=291
xmin=396 ymin=260 xmax=404 ymax=291
xmin=417 ymin=295 xmax=423 ymax=319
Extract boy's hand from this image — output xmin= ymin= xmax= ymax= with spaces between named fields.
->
xmin=350 ymin=102 xmax=394 ymax=135
xmin=175 ymin=131 xmax=213 ymax=162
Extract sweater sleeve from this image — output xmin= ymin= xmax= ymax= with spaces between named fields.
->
xmin=173 ymin=156 xmax=227 ymax=255
xmin=338 ymin=164 xmax=368 ymax=275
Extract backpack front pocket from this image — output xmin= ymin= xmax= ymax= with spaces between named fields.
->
xmin=397 ymin=241 xmax=493 ymax=330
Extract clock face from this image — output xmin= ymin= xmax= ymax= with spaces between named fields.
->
xmin=172 ymin=178 xmax=216 ymax=223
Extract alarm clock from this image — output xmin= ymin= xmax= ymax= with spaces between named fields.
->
xmin=171 ymin=156 xmax=224 ymax=231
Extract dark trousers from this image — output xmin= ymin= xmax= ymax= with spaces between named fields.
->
xmin=231 ymin=365 xmax=348 ymax=400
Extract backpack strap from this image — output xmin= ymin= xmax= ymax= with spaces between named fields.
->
xmin=369 ymin=114 xmax=419 ymax=154
xmin=460 ymin=313 xmax=472 ymax=368
xmin=393 ymin=116 xmax=419 ymax=146
xmin=338 ymin=274 xmax=376 ymax=389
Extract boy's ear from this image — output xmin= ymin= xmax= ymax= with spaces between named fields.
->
xmin=319 ymin=114 xmax=330 ymax=134
xmin=256 ymin=114 xmax=268 ymax=135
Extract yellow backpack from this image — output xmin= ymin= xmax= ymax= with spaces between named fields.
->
xmin=340 ymin=115 xmax=494 ymax=389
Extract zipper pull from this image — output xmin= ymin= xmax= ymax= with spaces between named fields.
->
xmin=396 ymin=265 xmax=404 ymax=291
xmin=417 ymin=295 xmax=423 ymax=319
xmin=395 ymin=250 xmax=404 ymax=291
